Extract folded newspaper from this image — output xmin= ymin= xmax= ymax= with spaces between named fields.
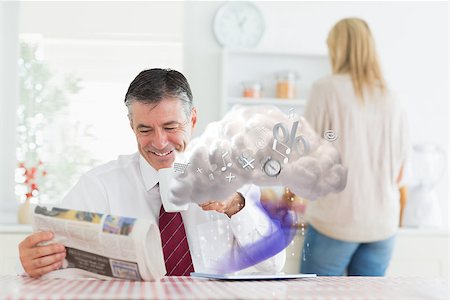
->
xmin=31 ymin=205 xmax=166 ymax=281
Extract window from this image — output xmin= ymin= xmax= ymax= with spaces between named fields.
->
xmin=14 ymin=2 xmax=183 ymax=208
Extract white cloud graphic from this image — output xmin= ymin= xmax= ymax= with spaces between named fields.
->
xmin=165 ymin=105 xmax=347 ymax=205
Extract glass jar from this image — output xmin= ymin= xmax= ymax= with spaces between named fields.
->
xmin=275 ymin=71 xmax=297 ymax=99
xmin=241 ymin=81 xmax=262 ymax=98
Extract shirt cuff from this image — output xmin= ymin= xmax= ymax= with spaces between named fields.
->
xmin=230 ymin=185 xmax=273 ymax=246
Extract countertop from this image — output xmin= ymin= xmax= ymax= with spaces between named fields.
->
xmin=1 ymin=223 xmax=448 ymax=236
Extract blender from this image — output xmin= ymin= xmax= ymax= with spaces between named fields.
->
xmin=403 ymin=144 xmax=447 ymax=228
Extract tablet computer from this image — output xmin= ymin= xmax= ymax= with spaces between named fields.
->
xmin=190 ymin=272 xmax=316 ymax=280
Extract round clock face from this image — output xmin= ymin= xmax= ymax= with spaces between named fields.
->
xmin=214 ymin=1 xmax=265 ymax=48
xmin=263 ymin=158 xmax=281 ymax=177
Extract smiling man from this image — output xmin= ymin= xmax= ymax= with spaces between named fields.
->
xmin=126 ymin=70 xmax=195 ymax=170
xmin=18 ymin=68 xmax=285 ymax=278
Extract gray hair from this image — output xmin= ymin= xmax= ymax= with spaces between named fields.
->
xmin=124 ymin=68 xmax=193 ymax=119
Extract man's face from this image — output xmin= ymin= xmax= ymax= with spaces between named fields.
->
xmin=129 ymin=98 xmax=197 ymax=170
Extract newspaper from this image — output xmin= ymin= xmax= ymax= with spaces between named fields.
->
xmin=31 ymin=205 xmax=166 ymax=281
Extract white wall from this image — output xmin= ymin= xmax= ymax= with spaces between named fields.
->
xmin=183 ymin=1 xmax=449 ymax=228
xmin=183 ymin=1 xmax=224 ymax=136
xmin=0 ymin=2 xmax=19 ymax=222
xmin=19 ymin=2 xmax=184 ymax=84
xmin=19 ymin=2 xmax=183 ymax=40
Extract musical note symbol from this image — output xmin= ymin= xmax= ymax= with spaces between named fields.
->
xmin=272 ymin=121 xmax=310 ymax=163
xmin=288 ymin=108 xmax=297 ymax=120
xmin=221 ymin=152 xmax=233 ymax=171
xmin=272 ymin=139 xmax=290 ymax=164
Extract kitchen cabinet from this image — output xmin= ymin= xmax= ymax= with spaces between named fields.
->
xmin=282 ymin=227 xmax=449 ymax=277
xmin=0 ymin=225 xmax=31 ymax=275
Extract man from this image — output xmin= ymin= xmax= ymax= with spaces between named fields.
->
xmin=19 ymin=68 xmax=285 ymax=278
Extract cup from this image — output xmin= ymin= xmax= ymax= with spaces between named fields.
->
xmin=241 ymin=81 xmax=262 ymax=98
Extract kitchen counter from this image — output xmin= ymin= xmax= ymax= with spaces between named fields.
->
xmin=0 ymin=224 xmax=448 ymax=277
xmin=0 ymin=224 xmax=32 ymax=234
xmin=1 ymin=222 xmax=447 ymax=235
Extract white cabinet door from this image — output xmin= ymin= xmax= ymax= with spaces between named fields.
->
xmin=282 ymin=228 xmax=449 ymax=277
xmin=0 ymin=233 xmax=29 ymax=275
xmin=386 ymin=229 xmax=449 ymax=277
xmin=0 ymin=225 xmax=31 ymax=275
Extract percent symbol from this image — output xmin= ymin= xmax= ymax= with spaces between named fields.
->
xmin=272 ymin=121 xmax=310 ymax=163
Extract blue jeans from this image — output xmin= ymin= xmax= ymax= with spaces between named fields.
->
xmin=300 ymin=225 xmax=396 ymax=276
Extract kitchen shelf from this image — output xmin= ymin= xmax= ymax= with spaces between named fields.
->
xmin=220 ymin=49 xmax=330 ymax=116
xmin=228 ymin=97 xmax=307 ymax=106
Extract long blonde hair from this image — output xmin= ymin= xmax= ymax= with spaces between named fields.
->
xmin=327 ymin=18 xmax=386 ymax=100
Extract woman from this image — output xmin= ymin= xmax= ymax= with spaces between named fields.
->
xmin=301 ymin=18 xmax=409 ymax=276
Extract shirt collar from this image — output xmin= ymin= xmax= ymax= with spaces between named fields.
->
xmin=139 ymin=154 xmax=159 ymax=191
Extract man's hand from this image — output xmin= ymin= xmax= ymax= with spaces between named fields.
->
xmin=199 ymin=192 xmax=245 ymax=218
xmin=19 ymin=231 xmax=66 ymax=278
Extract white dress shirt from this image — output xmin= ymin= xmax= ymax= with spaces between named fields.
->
xmin=304 ymin=74 xmax=409 ymax=242
xmin=61 ymin=153 xmax=285 ymax=273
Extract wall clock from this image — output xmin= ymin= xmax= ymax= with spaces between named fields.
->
xmin=213 ymin=1 xmax=265 ymax=48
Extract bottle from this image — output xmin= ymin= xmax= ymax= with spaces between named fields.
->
xmin=276 ymin=71 xmax=297 ymax=99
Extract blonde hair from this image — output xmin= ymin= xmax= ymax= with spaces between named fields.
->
xmin=327 ymin=18 xmax=386 ymax=100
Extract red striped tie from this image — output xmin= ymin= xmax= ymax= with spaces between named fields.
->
xmin=158 ymin=206 xmax=194 ymax=276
